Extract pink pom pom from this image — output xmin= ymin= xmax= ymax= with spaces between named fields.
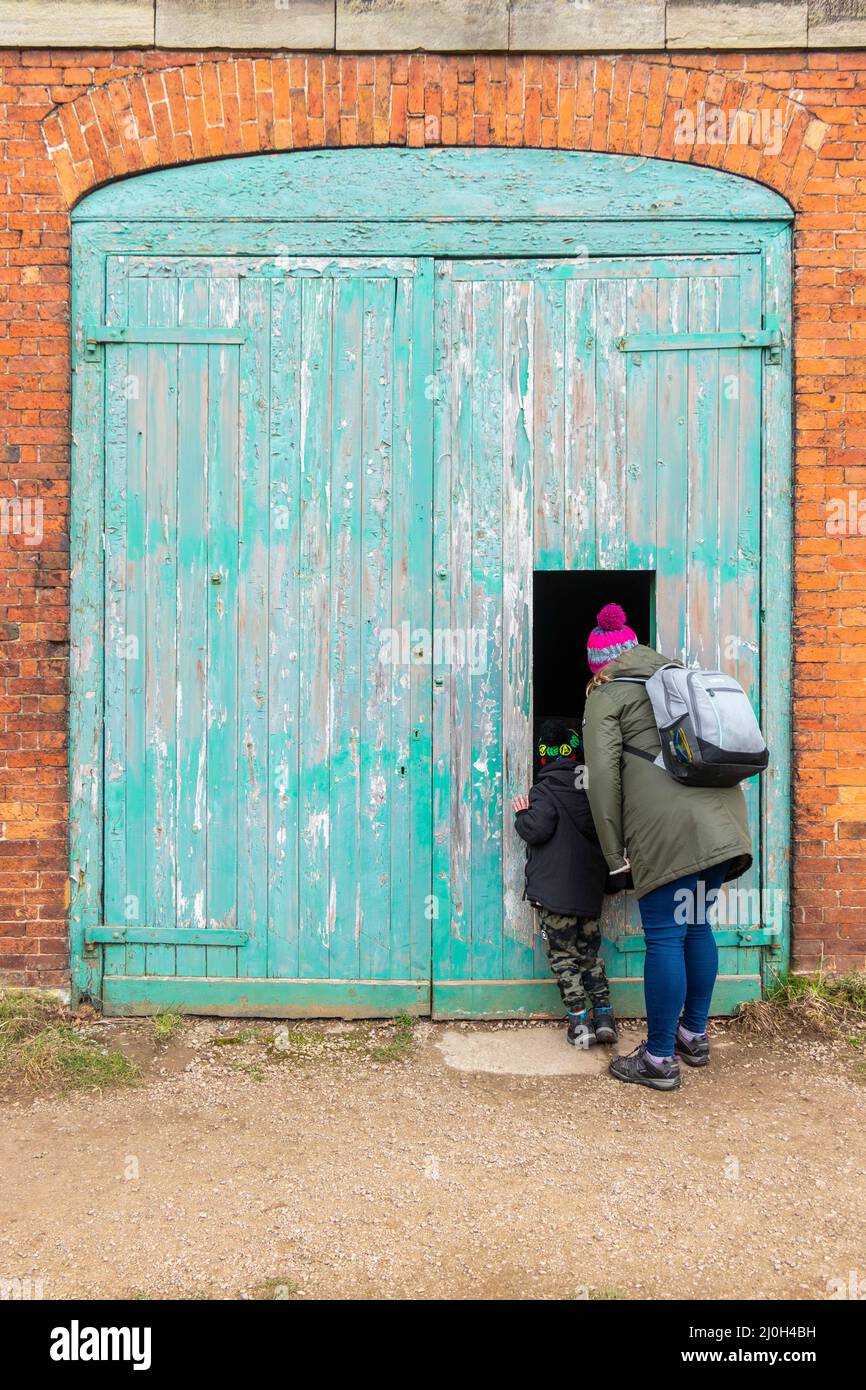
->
xmin=597 ymin=602 xmax=627 ymax=632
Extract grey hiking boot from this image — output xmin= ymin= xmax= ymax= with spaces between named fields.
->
xmin=609 ymin=1041 xmax=681 ymax=1091
xmin=675 ymin=1026 xmax=710 ymax=1067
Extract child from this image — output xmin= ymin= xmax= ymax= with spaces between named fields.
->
xmin=513 ymin=718 xmax=617 ymax=1047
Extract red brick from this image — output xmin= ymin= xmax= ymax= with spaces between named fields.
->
xmin=0 ymin=47 xmax=860 ymax=983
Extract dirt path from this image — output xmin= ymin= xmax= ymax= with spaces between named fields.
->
xmin=2 ymin=1018 xmax=864 ymax=1301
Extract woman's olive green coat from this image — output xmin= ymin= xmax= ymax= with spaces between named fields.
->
xmin=582 ymin=645 xmax=753 ymax=899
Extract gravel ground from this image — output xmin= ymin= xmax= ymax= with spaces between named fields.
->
xmin=1 ymin=1017 xmax=864 ymax=1301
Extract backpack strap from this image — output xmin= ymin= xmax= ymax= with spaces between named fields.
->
xmin=610 ymin=676 xmax=663 ymax=764
xmin=621 ymin=743 xmax=657 ymax=764
xmin=613 ymin=664 xmax=683 ymax=682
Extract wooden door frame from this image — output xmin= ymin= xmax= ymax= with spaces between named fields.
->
xmin=70 ymin=149 xmax=793 ymax=1011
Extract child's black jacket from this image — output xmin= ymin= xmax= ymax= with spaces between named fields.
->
xmin=515 ymin=757 xmax=608 ymax=918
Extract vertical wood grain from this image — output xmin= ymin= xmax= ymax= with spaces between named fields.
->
xmin=175 ymin=275 xmax=210 ymax=979
xmin=205 ymin=277 xmax=241 ymax=979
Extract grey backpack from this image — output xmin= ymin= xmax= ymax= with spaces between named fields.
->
xmin=616 ymin=664 xmax=769 ymax=789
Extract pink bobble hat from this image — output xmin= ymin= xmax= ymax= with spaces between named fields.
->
xmin=586 ymin=603 xmax=638 ymax=674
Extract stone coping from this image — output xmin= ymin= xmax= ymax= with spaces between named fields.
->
xmin=1 ymin=1 xmax=865 ymax=54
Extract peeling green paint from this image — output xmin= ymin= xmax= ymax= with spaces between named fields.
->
xmin=70 ymin=150 xmax=792 ymax=1017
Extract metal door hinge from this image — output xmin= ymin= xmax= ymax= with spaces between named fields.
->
xmin=763 ymin=312 xmax=783 ymax=365
xmin=83 ymin=319 xmax=247 ymax=361
xmin=85 ymin=925 xmax=249 ymax=948
xmin=615 ymin=927 xmax=779 ymax=951
xmin=617 ymin=324 xmax=783 ymax=366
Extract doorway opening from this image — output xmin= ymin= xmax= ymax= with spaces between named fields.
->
xmin=532 ymin=570 xmax=655 ymax=758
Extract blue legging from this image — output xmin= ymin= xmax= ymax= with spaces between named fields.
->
xmin=638 ymin=861 xmax=730 ymax=1058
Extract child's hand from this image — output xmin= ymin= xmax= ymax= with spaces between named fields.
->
xmin=513 ymin=794 xmax=530 ymax=813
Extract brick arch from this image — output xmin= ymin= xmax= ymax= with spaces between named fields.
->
xmin=41 ymin=54 xmax=825 ymax=210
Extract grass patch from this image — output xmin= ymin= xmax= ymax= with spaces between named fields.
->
xmin=737 ymin=970 xmax=866 ymax=1042
xmin=152 ymin=1009 xmax=185 ymax=1043
xmin=252 ymin=1275 xmax=299 ymax=1300
xmin=212 ymin=1028 xmax=256 ymax=1047
xmin=225 ymin=1058 xmax=265 ymax=1081
xmin=363 ymin=1011 xmax=417 ymax=1063
xmin=0 ymin=989 xmax=139 ymax=1094
xmin=266 ymin=1013 xmax=418 ymax=1066
xmin=270 ymin=1026 xmax=329 ymax=1057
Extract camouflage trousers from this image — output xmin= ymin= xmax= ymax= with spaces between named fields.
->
xmin=538 ymin=908 xmax=611 ymax=1012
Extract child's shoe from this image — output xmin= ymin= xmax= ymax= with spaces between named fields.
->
xmin=592 ymin=1005 xmax=618 ymax=1044
xmin=566 ymin=1008 xmax=597 ymax=1048
xmin=609 ymin=1041 xmax=681 ymax=1091
xmin=675 ymin=1025 xmax=710 ymax=1067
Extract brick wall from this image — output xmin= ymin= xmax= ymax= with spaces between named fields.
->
xmin=1 ymin=47 xmax=864 ymax=986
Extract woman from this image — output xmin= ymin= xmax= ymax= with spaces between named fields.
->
xmin=581 ymin=604 xmax=753 ymax=1092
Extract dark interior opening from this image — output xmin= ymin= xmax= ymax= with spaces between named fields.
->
xmin=532 ymin=570 xmax=655 ymax=765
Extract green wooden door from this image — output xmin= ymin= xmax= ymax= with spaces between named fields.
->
xmin=431 ymin=255 xmax=768 ymax=1018
xmin=98 ymin=255 xmax=434 ymax=1016
xmin=71 ymin=150 xmax=792 ymax=1020
xmin=87 ymin=244 xmax=774 ymax=1018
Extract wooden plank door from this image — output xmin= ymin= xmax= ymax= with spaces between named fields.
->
xmin=430 ymin=263 xmax=540 ymax=1018
xmin=100 ymin=255 xmax=434 ymax=1016
xmin=431 ymin=255 xmax=767 ymax=1018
